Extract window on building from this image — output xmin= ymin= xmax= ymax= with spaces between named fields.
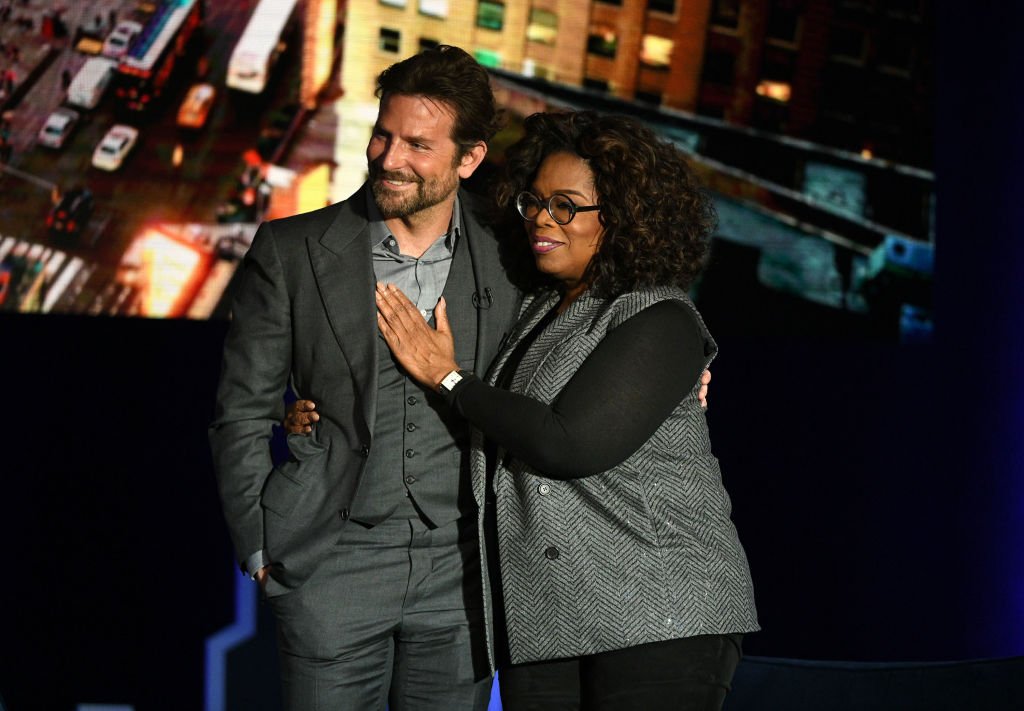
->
xmin=761 ymin=55 xmax=794 ymax=83
xmin=379 ymin=27 xmax=401 ymax=53
xmin=587 ymin=25 xmax=617 ymax=58
xmin=755 ymin=80 xmax=792 ymax=103
xmin=583 ymin=77 xmax=610 ymax=93
xmin=419 ymin=37 xmax=439 ymax=52
xmin=477 ymin=1 xmax=504 ymax=31
xmin=820 ymin=63 xmax=865 ymax=117
xmin=766 ymin=6 xmax=801 ymax=45
xmin=380 ymin=0 xmax=406 ymax=8
xmin=751 ymin=95 xmax=788 ymax=132
xmin=635 ymin=89 xmax=663 ymax=105
xmin=829 ymin=25 xmax=867 ymax=64
xmin=834 ymin=0 xmax=871 ymax=25
xmin=876 ymin=27 xmax=915 ymax=74
xmin=710 ymin=0 xmax=741 ymax=29
xmin=521 ymin=58 xmax=553 ymax=80
xmin=474 ymin=48 xmax=502 ymax=68
xmin=701 ymin=49 xmax=736 ymax=85
xmin=885 ymin=0 xmax=922 ymax=19
xmin=527 ymin=9 xmax=558 ymax=45
xmin=419 ymin=0 xmax=447 ymax=18
xmin=640 ymin=35 xmax=673 ymax=69
xmin=648 ymin=0 xmax=676 ymax=14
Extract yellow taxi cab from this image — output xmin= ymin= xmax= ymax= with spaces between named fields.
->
xmin=177 ymin=83 xmax=217 ymax=129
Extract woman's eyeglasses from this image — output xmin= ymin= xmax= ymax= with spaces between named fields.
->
xmin=515 ymin=192 xmax=600 ymax=226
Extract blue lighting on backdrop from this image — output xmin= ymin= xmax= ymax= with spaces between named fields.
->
xmin=204 ymin=569 xmax=258 ymax=711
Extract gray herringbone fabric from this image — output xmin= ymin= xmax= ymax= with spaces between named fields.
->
xmin=472 ymin=286 xmax=759 ymax=666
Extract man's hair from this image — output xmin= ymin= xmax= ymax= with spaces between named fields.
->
xmin=376 ymin=45 xmax=503 ymax=155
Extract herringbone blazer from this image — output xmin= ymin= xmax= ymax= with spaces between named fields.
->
xmin=473 ymin=286 xmax=759 ymax=666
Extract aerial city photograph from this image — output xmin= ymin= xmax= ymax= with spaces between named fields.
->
xmin=0 ymin=0 xmax=933 ymax=340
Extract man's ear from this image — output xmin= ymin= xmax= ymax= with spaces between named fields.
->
xmin=458 ymin=141 xmax=488 ymax=180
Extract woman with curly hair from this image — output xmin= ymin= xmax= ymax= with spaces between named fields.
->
xmin=302 ymin=110 xmax=758 ymax=709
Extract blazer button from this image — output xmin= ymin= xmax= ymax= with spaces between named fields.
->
xmin=544 ymin=546 xmax=560 ymax=560
xmin=359 ymin=444 xmax=370 ymax=457
xmin=538 ymin=483 xmax=551 ymax=496
xmin=339 ymin=508 xmax=350 ymax=520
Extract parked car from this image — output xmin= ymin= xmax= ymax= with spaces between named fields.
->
xmin=176 ymin=83 xmax=217 ymax=129
xmin=46 ymin=187 xmax=95 ymax=239
xmin=102 ymin=20 xmax=143 ymax=59
xmin=92 ymin=124 xmax=139 ymax=171
xmin=37 ymin=107 xmax=81 ymax=149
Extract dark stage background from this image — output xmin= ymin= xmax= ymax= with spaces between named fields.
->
xmin=1 ymin=2 xmax=1022 ymax=709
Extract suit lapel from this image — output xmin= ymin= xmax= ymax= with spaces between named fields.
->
xmin=308 ymin=187 xmax=379 ymax=435
xmin=460 ymin=190 xmax=522 ymax=375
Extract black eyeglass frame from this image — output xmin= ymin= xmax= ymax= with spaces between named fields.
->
xmin=515 ymin=191 xmax=601 ymax=225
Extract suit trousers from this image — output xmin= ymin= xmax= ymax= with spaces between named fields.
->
xmin=266 ymin=516 xmax=492 ymax=710
xmin=497 ymin=634 xmax=743 ymax=711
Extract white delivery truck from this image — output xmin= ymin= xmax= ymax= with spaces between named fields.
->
xmin=67 ymin=57 xmax=118 ymax=110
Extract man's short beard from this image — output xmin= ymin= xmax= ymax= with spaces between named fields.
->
xmin=369 ymin=161 xmax=461 ymax=220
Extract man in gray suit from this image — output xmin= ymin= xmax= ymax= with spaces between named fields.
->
xmin=209 ymin=46 xmax=521 ymax=710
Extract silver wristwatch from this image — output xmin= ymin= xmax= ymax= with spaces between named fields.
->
xmin=438 ymin=369 xmax=472 ymax=396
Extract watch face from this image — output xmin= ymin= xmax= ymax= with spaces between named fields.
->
xmin=441 ymin=370 xmax=463 ymax=391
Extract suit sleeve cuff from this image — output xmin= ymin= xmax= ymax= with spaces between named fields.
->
xmin=243 ymin=550 xmax=268 ymax=580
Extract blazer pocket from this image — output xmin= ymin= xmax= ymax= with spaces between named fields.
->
xmin=286 ymin=430 xmax=328 ymax=461
xmin=261 ymin=449 xmax=327 ymax=519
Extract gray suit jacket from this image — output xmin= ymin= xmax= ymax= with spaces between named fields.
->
xmin=210 ymin=185 xmax=520 ymax=594
xmin=474 ymin=286 xmax=759 ymax=666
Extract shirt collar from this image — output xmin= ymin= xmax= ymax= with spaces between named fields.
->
xmin=366 ymin=188 xmax=461 ymax=256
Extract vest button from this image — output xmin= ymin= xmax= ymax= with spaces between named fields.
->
xmin=405 ymin=475 xmax=417 ymax=485
xmin=544 ymin=546 xmax=560 ymax=560
xmin=407 ymin=396 xmax=418 ymax=406
xmin=339 ymin=508 xmax=350 ymax=520
xmin=538 ymin=483 xmax=551 ymax=495
xmin=406 ymin=422 xmax=417 ymax=432
xmin=405 ymin=449 xmax=416 ymax=458
xmin=359 ymin=444 xmax=370 ymax=457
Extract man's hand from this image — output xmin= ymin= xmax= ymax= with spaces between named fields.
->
xmin=284 ymin=399 xmax=318 ymax=434
xmin=255 ymin=566 xmax=270 ymax=590
xmin=699 ymin=369 xmax=711 ymax=409
xmin=375 ymin=282 xmax=460 ymax=390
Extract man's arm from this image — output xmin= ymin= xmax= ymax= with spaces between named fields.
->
xmin=209 ymin=222 xmax=293 ymax=576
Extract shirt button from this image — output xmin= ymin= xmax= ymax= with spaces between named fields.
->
xmin=407 ymin=396 xmax=418 ymax=406
xmin=405 ymin=475 xmax=417 ymax=484
xmin=538 ymin=483 xmax=551 ymax=495
xmin=406 ymin=423 xmax=417 ymax=432
xmin=544 ymin=546 xmax=560 ymax=560
xmin=405 ymin=449 xmax=416 ymax=458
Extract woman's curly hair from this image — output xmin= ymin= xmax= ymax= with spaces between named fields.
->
xmin=493 ymin=111 xmax=717 ymax=297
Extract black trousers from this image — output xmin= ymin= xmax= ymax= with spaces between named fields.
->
xmin=498 ymin=634 xmax=743 ymax=711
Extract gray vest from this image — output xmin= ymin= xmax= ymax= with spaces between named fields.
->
xmin=350 ymin=235 xmax=478 ymax=526
xmin=474 ymin=286 xmax=759 ymax=666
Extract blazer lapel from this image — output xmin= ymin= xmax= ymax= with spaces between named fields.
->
xmin=484 ymin=290 xmax=560 ymax=386
xmin=460 ymin=190 xmax=522 ymax=376
xmin=308 ymin=186 xmax=379 ymax=435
